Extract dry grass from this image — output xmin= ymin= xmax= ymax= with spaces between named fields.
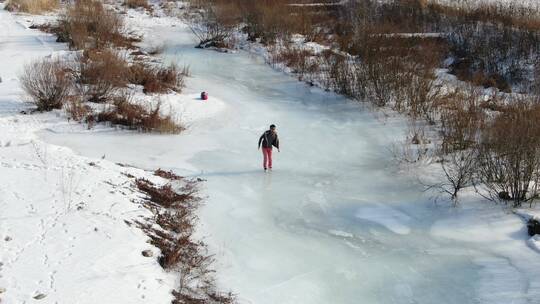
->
xmin=129 ymin=62 xmax=189 ymax=94
xmin=154 ymin=168 xmax=183 ymax=180
xmin=135 ymin=179 xmax=195 ymax=209
xmin=5 ymin=0 xmax=58 ymax=14
xmin=56 ymin=0 xmax=132 ymax=50
xmin=76 ymin=49 xmax=130 ymax=102
xmin=132 ymin=175 xmax=236 ymax=303
xmin=477 ymin=99 xmax=540 ymax=207
xmin=134 ymin=178 xmax=201 ymax=266
xmin=271 ymin=46 xmax=319 ymax=79
xmin=96 ymin=95 xmax=185 ymax=134
xmin=65 ymin=96 xmax=91 ymax=122
xmin=20 ymin=59 xmax=71 ymax=111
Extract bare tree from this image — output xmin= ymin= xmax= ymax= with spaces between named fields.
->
xmin=428 ymin=148 xmax=478 ymax=205
xmin=400 ymin=43 xmax=445 ymax=124
xmin=188 ymin=2 xmax=238 ymax=48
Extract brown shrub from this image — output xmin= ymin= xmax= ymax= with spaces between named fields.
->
xmin=134 ymin=177 xmax=201 ymax=268
xmin=398 ymin=40 xmax=447 ymax=122
xmin=472 ymin=71 xmax=512 ymax=93
xmin=477 ymin=98 xmax=540 ymax=207
xmin=5 ymin=0 xmax=58 ymax=13
xmin=135 ymin=179 xmax=196 ymax=209
xmin=239 ymin=0 xmax=295 ymax=44
xmin=96 ymin=95 xmax=185 ymax=134
xmin=439 ymin=87 xmax=485 ymax=153
xmin=57 ymin=0 xmax=130 ymax=50
xmin=129 ymin=62 xmax=188 ymax=94
xmin=154 ymin=168 xmax=183 ymax=180
xmin=271 ymin=46 xmax=318 ymax=78
xmin=134 ymin=176 xmax=235 ymax=303
xmin=190 ymin=0 xmax=239 ymax=49
xmin=76 ymin=49 xmax=129 ymax=103
xmin=20 ymin=59 xmax=71 ymax=111
xmin=320 ymin=51 xmax=357 ymax=97
xmin=124 ymin=0 xmax=149 ymax=9
xmin=65 ymin=95 xmax=91 ymax=122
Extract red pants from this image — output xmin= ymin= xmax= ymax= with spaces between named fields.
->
xmin=262 ymin=147 xmax=273 ymax=169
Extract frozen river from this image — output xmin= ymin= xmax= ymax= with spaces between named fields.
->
xmin=40 ymin=23 xmax=540 ymax=304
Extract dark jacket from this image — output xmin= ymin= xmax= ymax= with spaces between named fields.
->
xmin=258 ymin=130 xmax=279 ymax=149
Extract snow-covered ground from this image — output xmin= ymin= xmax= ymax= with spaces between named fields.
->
xmin=0 ymin=7 xmax=179 ymax=303
xmin=35 ymin=8 xmax=540 ymax=304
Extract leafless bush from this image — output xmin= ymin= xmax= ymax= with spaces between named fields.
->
xmin=320 ymin=51 xmax=358 ymax=97
xmin=96 ymin=95 xmax=185 ymax=134
xmin=439 ymin=86 xmax=485 ymax=153
xmin=427 ymin=148 xmax=478 ymax=206
xmin=476 ymin=98 xmax=540 ymax=207
xmin=398 ymin=42 xmax=446 ymax=122
xmin=65 ymin=95 xmax=91 ymax=122
xmin=57 ymin=0 xmax=130 ymax=50
xmin=76 ymin=49 xmax=129 ymax=103
xmin=129 ymin=62 xmax=189 ymax=94
xmin=446 ymin=15 xmax=539 ymax=92
xmin=20 ymin=59 xmax=71 ymax=111
xmin=392 ymin=120 xmax=433 ymax=164
xmin=270 ymin=46 xmax=319 ymax=81
xmin=189 ymin=1 xmax=239 ymax=48
xmin=363 ymin=56 xmax=402 ymax=107
xmin=5 ymin=0 xmax=58 ymax=13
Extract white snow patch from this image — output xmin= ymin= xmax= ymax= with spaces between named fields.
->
xmin=354 ymin=203 xmax=412 ymax=235
xmin=431 ymin=205 xmax=520 ymax=243
xmin=154 ymin=93 xmax=227 ymax=125
xmin=328 ymin=230 xmax=354 ymax=238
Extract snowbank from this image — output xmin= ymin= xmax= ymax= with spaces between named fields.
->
xmin=0 ymin=7 xmax=177 ymax=303
xmin=138 ymin=92 xmax=227 ymax=126
xmin=514 ymin=209 xmax=540 ymax=253
xmin=355 ymin=203 xmax=412 ymax=235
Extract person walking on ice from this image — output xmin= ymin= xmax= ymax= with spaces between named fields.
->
xmin=258 ymin=124 xmax=280 ymax=171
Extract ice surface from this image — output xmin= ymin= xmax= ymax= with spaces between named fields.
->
xmin=355 ymin=203 xmax=412 ymax=235
xmin=38 ymin=20 xmax=540 ymax=304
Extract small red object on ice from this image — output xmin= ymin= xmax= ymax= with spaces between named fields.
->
xmin=201 ymin=92 xmax=208 ymax=100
